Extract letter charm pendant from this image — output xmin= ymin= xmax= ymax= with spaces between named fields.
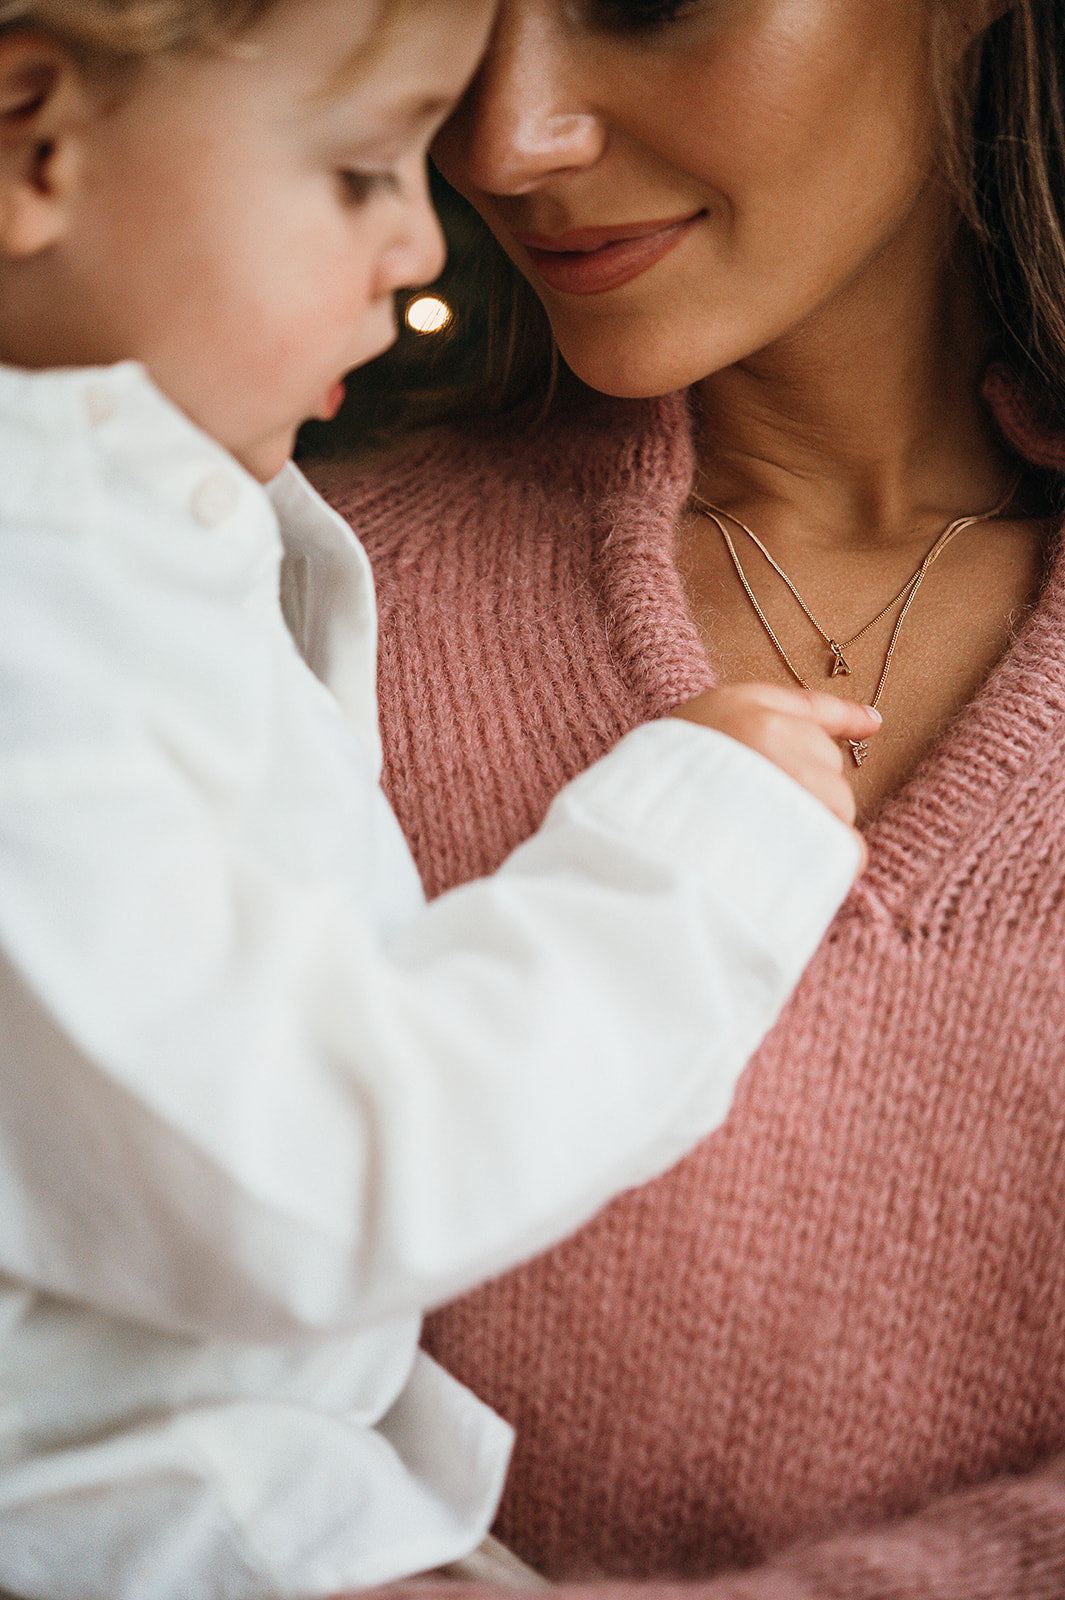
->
xmin=829 ymin=641 xmax=852 ymax=677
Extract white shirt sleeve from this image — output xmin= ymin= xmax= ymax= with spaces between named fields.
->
xmin=0 ymin=732 xmax=859 ymax=1347
xmin=0 ymin=384 xmax=862 ymax=1347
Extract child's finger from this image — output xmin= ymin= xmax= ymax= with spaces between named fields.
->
xmin=800 ymin=756 xmax=858 ymax=826
xmin=795 ymin=691 xmax=882 ymax=741
xmin=672 ymin=683 xmax=882 ymax=744
xmin=717 ymin=683 xmax=881 ymax=740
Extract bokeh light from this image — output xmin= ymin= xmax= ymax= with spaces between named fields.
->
xmin=405 ymin=295 xmax=453 ymax=335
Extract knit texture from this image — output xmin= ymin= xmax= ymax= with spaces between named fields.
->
xmin=320 ymin=376 xmax=1065 ymax=1600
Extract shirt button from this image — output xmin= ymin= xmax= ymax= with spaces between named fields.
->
xmin=190 ymin=472 xmax=240 ymax=527
xmin=83 ymin=384 xmax=116 ymax=427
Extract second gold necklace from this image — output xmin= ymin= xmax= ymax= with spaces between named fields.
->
xmin=687 ymin=474 xmax=1021 ymax=766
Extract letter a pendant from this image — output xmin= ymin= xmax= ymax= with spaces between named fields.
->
xmin=829 ymin=641 xmax=852 ymax=677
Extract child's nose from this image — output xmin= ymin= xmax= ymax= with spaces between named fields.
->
xmin=378 ymin=179 xmax=448 ymax=298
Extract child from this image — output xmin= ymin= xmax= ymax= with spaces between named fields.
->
xmin=0 ymin=0 xmax=879 ymax=1594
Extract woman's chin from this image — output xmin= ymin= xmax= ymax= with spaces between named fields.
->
xmin=558 ymin=347 xmax=703 ymax=401
xmin=550 ymin=318 xmax=727 ymax=401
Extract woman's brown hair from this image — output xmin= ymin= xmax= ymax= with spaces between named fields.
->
xmin=943 ymin=0 xmax=1065 ymax=417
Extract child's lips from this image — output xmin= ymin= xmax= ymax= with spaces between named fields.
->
xmin=315 ymin=380 xmax=347 ymax=421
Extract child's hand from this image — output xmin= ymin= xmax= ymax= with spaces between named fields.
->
xmin=670 ymin=684 xmax=881 ymax=834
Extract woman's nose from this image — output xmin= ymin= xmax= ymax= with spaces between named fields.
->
xmin=439 ymin=2 xmax=607 ymax=196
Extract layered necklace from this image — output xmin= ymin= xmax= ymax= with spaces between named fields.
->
xmin=686 ymin=472 xmax=1022 ymax=765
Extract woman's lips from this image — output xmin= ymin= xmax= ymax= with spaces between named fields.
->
xmin=514 ymin=214 xmax=702 ymax=295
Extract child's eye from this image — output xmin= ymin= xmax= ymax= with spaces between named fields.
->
xmin=337 ymin=169 xmax=399 ymax=206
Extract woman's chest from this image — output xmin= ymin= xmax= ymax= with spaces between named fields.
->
xmin=674 ymin=508 xmax=1049 ymax=821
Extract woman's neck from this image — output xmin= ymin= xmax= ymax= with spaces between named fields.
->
xmin=691 ymin=213 xmax=1017 ymax=548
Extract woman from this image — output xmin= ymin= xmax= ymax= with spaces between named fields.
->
xmin=318 ymin=0 xmax=1065 ymax=1593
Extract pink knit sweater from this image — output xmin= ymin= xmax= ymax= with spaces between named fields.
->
xmin=321 ymin=370 xmax=1065 ymax=1600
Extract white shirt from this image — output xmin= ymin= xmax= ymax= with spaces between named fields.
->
xmin=0 ymin=363 xmax=860 ymax=1599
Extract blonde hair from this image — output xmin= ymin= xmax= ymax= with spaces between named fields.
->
xmin=323 ymin=0 xmax=1065 ymax=451
xmin=0 ymin=0 xmax=273 ymax=69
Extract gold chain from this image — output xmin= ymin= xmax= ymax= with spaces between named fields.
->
xmin=687 ymin=472 xmax=1022 ymax=766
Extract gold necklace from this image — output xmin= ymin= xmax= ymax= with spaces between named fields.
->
xmin=687 ymin=473 xmax=1022 ymax=766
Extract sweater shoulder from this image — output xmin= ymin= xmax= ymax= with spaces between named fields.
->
xmin=307 ymin=392 xmax=693 ymax=564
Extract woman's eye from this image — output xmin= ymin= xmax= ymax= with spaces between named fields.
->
xmin=579 ymin=0 xmax=702 ymax=32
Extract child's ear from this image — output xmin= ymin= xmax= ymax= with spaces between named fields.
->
xmin=0 ymin=32 xmax=90 ymax=258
